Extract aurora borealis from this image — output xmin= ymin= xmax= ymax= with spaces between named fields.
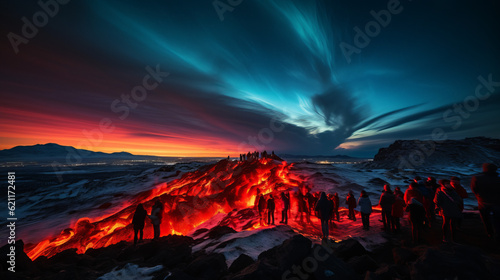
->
xmin=1 ymin=0 xmax=499 ymax=157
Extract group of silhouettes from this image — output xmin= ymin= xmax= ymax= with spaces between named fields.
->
xmin=239 ymin=150 xmax=275 ymax=161
xmin=131 ymin=200 xmax=164 ymax=245
xmin=252 ymin=163 xmax=500 ymax=244
xmin=130 ymin=162 xmax=500 ymax=246
xmin=401 ymin=162 xmax=500 ymax=244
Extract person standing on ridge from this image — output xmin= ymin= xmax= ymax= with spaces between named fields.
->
xmin=267 ymin=194 xmax=276 ymax=225
xmin=280 ymin=192 xmax=290 ymax=224
xmin=132 ymin=203 xmax=147 ymax=245
xmin=149 ymin=200 xmax=163 ymax=241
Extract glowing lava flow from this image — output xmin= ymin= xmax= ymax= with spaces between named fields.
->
xmin=25 ymin=158 xmax=304 ymax=260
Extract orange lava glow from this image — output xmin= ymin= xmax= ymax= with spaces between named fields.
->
xmin=25 ymin=158 xmax=304 ymax=260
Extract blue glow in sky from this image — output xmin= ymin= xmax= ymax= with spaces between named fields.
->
xmin=1 ymin=0 xmax=499 ymax=157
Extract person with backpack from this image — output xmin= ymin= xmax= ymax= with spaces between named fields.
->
xmin=434 ymin=179 xmax=463 ymax=243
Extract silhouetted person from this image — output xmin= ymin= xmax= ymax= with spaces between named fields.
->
xmin=405 ymin=198 xmax=426 ymax=244
xmin=471 ymin=163 xmax=500 ymax=242
xmin=254 ymin=188 xmax=261 ymax=210
xmin=258 ymin=193 xmax=267 ymax=226
xmin=358 ymin=190 xmax=372 ymax=230
xmin=346 ymin=191 xmax=357 ymax=221
xmin=425 ymin=177 xmax=440 ymax=223
xmin=392 ymin=191 xmax=406 ymax=233
xmin=315 ymin=192 xmax=333 ymax=239
xmin=394 ymin=186 xmax=404 ymax=198
xmin=267 ymin=195 xmax=276 ymax=225
xmin=132 ymin=203 xmax=147 ymax=245
xmin=450 ymin=176 xmax=468 ymax=228
xmin=332 ymin=192 xmax=340 ymax=222
xmin=414 ymin=176 xmax=433 ymax=228
xmin=149 ymin=200 xmax=163 ymax=241
xmin=304 ymin=187 xmax=313 ymax=224
xmin=280 ymin=192 xmax=290 ymax=224
xmin=434 ymin=179 xmax=463 ymax=243
xmin=404 ymin=182 xmax=423 ymax=205
xmin=379 ymin=185 xmax=395 ymax=231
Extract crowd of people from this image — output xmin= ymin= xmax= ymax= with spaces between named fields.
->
xmin=131 ymin=162 xmax=500 ymax=247
xmin=239 ymin=150 xmax=275 ymax=161
xmin=251 ymin=163 xmax=500 ymax=244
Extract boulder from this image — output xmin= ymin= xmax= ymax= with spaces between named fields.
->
xmin=411 ymin=244 xmax=499 ymax=280
xmin=228 ymin=254 xmax=255 ymax=274
xmin=185 ymin=253 xmax=227 ymax=280
xmin=258 ymin=234 xmax=312 ymax=270
xmin=334 ymin=238 xmax=368 ymax=261
xmin=310 ymin=244 xmax=358 ymax=280
xmin=228 ymin=260 xmax=281 ymax=280
xmin=207 ymin=226 xmax=237 ymax=240
xmin=0 ymin=240 xmax=34 ymax=272
xmin=392 ymin=247 xmax=417 ymax=265
xmin=347 ymin=254 xmax=378 ymax=275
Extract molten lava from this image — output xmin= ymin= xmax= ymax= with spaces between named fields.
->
xmin=25 ymin=158 xmax=304 ymax=260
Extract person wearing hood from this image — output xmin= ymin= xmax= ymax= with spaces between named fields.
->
xmin=471 ymin=163 xmax=500 ymax=241
xmin=379 ymin=185 xmax=395 ymax=231
xmin=404 ymin=182 xmax=423 ymax=205
xmin=405 ymin=198 xmax=426 ymax=244
xmin=358 ymin=190 xmax=372 ymax=230
xmin=434 ymin=179 xmax=463 ymax=243
xmin=315 ymin=192 xmax=333 ymax=239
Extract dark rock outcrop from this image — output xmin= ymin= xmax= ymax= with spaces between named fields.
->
xmin=364 ymin=137 xmax=500 ymax=169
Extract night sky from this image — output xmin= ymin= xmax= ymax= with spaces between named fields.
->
xmin=1 ymin=0 xmax=499 ymax=157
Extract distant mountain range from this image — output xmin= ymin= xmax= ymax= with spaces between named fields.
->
xmin=0 ymin=143 xmax=153 ymax=163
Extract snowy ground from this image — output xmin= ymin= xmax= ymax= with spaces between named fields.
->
xmin=1 ymin=157 xmax=481 ymax=254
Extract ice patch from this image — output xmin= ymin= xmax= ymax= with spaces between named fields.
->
xmin=193 ymin=225 xmax=297 ymax=266
xmin=97 ymin=263 xmax=163 ymax=280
